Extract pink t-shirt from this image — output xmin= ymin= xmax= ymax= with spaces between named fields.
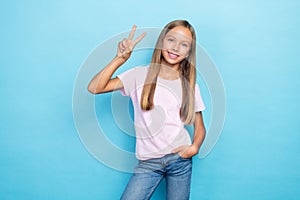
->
xmin=117 ymin=66 xmax=205 ymax=160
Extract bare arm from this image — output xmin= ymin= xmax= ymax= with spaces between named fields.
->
xmin=172 ymin=112 xmax=206 ymax=158
xmin=191 ymin=112 xmax=206 ymax=153
xmin=87 ymin=56 xmax=126 ymax=94
xmin=87 ymin=25 xmax=146 ymax=94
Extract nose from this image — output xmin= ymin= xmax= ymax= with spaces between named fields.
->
xmin=172 ymin=42 xmax=180 ymax=52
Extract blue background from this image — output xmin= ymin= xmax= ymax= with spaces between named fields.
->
xmin=1 ymin=0 xmax=299 ymax=199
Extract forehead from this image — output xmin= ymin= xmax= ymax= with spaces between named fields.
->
xmin=165 ymin=26 xmax=193 ymax=41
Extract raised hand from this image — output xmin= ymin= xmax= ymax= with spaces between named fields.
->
xmin=117 ymin=25 xmax=146 ymax=60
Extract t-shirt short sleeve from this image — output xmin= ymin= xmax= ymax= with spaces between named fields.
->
xmin=116 ymin=68 xmax=137 ymax=97
xmin=195 ymin=84 xmax=206 ymax=112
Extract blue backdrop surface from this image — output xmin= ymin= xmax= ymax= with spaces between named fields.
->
xmin=1 ymin=0 xmax=299 ymax=199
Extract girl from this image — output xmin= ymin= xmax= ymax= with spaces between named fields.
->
xmin=88 ymin=20 xmax=206 ymax=200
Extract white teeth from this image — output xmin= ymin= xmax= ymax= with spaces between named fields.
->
xmin=168 ymin=52 xmax=179 ymax=59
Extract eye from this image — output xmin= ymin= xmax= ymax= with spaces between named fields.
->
xmin=181 ymin=43 xmax=189 ymax=48
xmin=167 ymin=38 xmax=174 ymax=42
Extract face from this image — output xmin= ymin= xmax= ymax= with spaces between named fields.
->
xmin=161 ymin=26 xmax=193 ymax=67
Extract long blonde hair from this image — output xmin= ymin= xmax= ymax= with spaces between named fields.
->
xmin=140 ymin=20 xmax=197 ymax=124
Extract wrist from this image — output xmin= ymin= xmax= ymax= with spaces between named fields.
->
xmin=190 ymin=144 xmax=200 ymax=154
xmin=114 ymin=55 xmax=127 ymax=64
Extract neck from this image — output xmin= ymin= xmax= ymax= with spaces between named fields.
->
xmin=158 ymin=62 xmax=180 ymax=80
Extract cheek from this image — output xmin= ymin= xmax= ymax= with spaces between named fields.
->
xmin=161 ymin=50 xmax=169 ymax=59
xmin=181 ymin=48 xmax=190 ymax=57
xmin=162 ymin=41 xmax=170 ymax=50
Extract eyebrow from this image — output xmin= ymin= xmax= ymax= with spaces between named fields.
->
xmin=165 ymin=35 xmax=192 ymax=43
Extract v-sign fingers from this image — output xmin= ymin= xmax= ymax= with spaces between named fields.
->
xmin=132 ymin=32 xmax=146 ymax=46
xmin=128 ymin=25 xmax=137 ymax=40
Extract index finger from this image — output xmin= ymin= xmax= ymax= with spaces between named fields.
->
xmin=128 ymin=25 xmax=137 ymax=40
xmin=132 ymin=32 xmax=146 ymax=46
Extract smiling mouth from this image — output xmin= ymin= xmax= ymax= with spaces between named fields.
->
xmin=168 ymin=51 xmax=179 ymax=59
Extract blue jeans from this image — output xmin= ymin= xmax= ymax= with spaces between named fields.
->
xmin=121 ymin=153 xmax=192 ymax=200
